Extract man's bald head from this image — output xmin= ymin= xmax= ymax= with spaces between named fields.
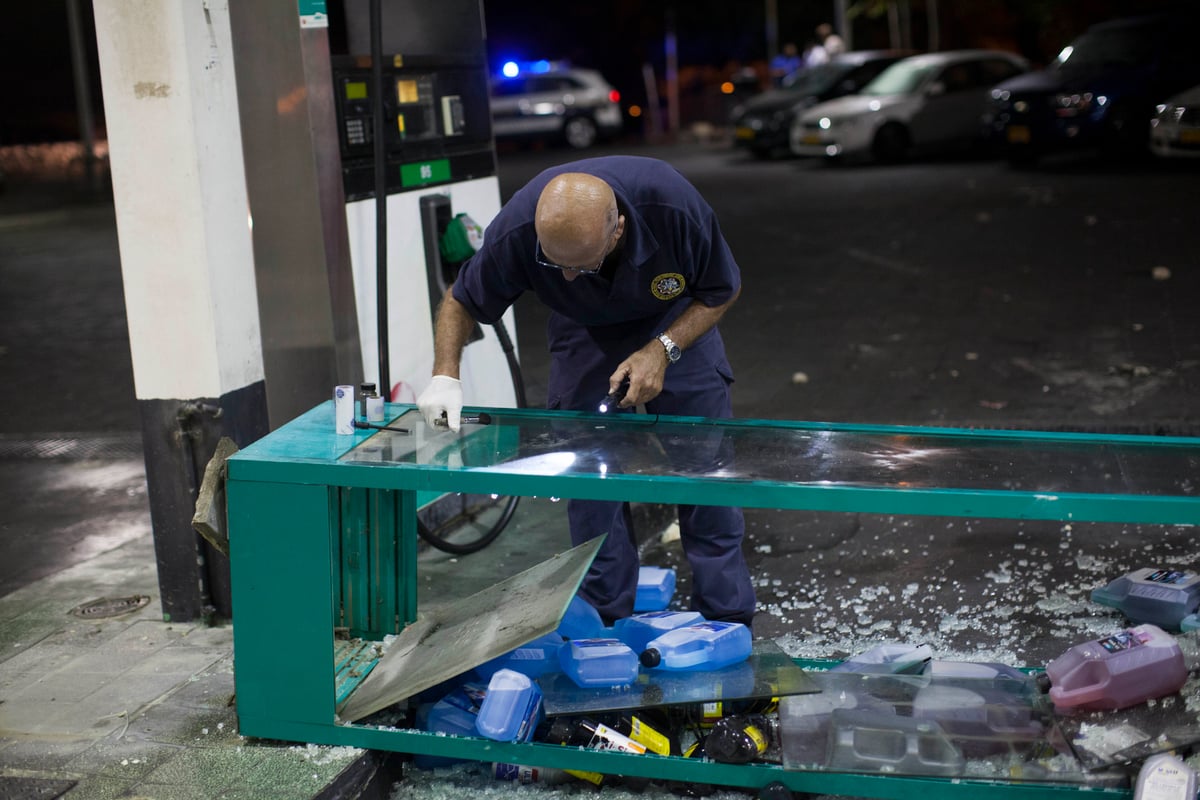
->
xmin=535 ymin=173 xmax=619 ymax=269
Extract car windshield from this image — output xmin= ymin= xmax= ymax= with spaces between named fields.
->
xmin=781 ymin=61 xmax=856 ymax=94
xmin=1052 ymin=24 xmax=1160 ymax=71
xmin=861 ymin=59 xmax=937 ymax=95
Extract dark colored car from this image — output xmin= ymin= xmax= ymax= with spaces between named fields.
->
xmin=986 ymin=11 xmax=1200 ymax=164
xmin=731 ymin=50 xmax=913 ymax=159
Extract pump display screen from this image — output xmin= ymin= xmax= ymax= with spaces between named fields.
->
xmin=331 ymin=56 xmax=496 ymax=199
xmin=396 ymin=79 xmax=420 ymax=104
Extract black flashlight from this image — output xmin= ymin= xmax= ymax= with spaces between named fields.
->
xmin=598 ymin=380 xmax=628 ymax=414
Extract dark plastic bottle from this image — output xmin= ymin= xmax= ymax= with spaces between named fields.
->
xmin=541 ymin=717 xmax=650 ymax=790
xmin=704 ymin=713 xmax=778 ymax=764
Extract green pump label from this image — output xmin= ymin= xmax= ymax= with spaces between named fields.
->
xmin=401 ymin=159 xmax=451 ymax=187
xmin=298 ymin=0 xmax=327 ymax=27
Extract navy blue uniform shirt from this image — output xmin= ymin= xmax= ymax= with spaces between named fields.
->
xmin=451 ymin=157 xmax=755 ymax=625
xmin=452 ymin=156 xmax=741 ymax=352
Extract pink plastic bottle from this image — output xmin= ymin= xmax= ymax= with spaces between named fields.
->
xmin=1039 ymin=624 xmax=1187 ymax=712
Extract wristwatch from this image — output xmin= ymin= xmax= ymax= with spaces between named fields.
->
xmin=657 ymin=333 xmax=682 ymax=364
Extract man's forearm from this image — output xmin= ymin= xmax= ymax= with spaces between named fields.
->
xmin=431 ymin=289 xmax=477 ymax=378
xmin=662 ymin=285 xmax=741 ymax=350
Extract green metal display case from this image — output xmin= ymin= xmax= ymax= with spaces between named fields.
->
xmin=227 ymin=401 xmax=1200 ymax=798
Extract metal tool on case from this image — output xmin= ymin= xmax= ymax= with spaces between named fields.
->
xmin=434 ymin=411 xmax=493 ymax=427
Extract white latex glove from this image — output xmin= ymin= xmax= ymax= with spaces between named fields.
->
xmin=417 ymin=375 xmax=463 ymax=431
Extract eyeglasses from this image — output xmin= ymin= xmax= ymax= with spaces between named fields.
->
xmin=534 ymin=238 xmax=607 ymax=275
xmin=534 ymin=212 xmax=621 ymax=275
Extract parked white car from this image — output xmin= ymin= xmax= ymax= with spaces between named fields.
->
xmin=790 ymin=50 xmax=1029 ymax=162
xmin=1150 ymin=83 xmax=1200 ymax=159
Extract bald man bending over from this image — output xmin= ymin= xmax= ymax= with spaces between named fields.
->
xmin=417 ymin=156 xmax=756 ymax=628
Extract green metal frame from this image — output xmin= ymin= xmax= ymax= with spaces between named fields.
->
xmin=227 ymin=402 xmax=1200 ymax=798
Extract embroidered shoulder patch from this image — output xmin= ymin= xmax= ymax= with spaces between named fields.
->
xmin=650 ymin=273 xmax=686 ymax=300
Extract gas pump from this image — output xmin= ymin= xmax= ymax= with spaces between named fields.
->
xmin=328 ymin=1 xmax=519 ymax=410
xmin=324 ymin=0 xmax=522 ymax=552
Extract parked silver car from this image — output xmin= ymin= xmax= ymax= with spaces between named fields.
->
xmin=489 ymin=67 xmax=623 ymax=150
xmin=731 ymin=50 xmax=914 ymax=160
xmin=791 ymin=50 xmax=1029 ymax=163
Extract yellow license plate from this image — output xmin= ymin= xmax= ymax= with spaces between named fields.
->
xmin=802 ymin=134 xmax=822 ymax=145
xmin=1179 ymin=128 xmax=1200 ymax=144
xmin=734 ymin=127 xmax=754 ymax=140
xmin=1007 ymin=125 xmax=1031 ymax=144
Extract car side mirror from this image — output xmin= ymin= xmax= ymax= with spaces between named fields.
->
xmin=926 ymin=81 xmax=946 ymax=97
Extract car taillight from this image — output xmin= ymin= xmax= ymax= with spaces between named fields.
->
xmin=608 ymin=89 xmax=620 ymax=104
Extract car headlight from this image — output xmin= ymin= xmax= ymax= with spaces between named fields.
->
xmin=1156 ymin=104 xmax=1185 ymax=123
xmin=1053 ymin=92 xmax=1093 ymax=118
xmin=820 ymin=115 xmax=859 ymax=130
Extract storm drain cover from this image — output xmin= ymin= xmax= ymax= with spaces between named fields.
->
xmin=69 ymin=594 xmax=151 ymax=619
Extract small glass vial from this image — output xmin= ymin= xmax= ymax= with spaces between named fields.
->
xmin=360 ymin=383 xmax=384 ymax=422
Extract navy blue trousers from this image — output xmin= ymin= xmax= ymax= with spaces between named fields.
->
xmin=546 ymin=324 xmax=756 ymax=627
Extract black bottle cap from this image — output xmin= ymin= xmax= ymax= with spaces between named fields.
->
xmin=1035 ymin=671 xmax=1051 ymax=693
xmin=543 ymin=717 xmax=576 ymax=745
xmin=640 ymin=648 xmax=661 ymax=668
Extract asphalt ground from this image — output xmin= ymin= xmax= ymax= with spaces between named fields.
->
xmin=1 ymin=138 xmax=1198 ymax=798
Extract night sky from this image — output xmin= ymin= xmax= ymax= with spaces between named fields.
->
xmin=0 ymin=0 xmax=1186 ymax=145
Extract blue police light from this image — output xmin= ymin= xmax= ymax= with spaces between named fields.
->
xmin=498 ymin=59 xmax=566 ymax=80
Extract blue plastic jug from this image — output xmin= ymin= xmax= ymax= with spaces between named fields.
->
xmin=415 ymin=683 xmax=486 ymax=768
xmin=634 ymin=566 xmax=676 ymax=612
xmin=1091 ymin=567 xmax=1200 ymax=631
xmin=639 ymin=621 xmax=752 ymax=671
xmin=474 ymin=632 xmax=564 ymax=681
xmin=612 ymin=610 xmax=704 ymax=653
xmin=557 ymin=595 xmax=607 ymax=640
xmin=475 ymin=669 xmax=543 ymax=742
xmin=559 ymin=638 xmax=640 ymax=688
